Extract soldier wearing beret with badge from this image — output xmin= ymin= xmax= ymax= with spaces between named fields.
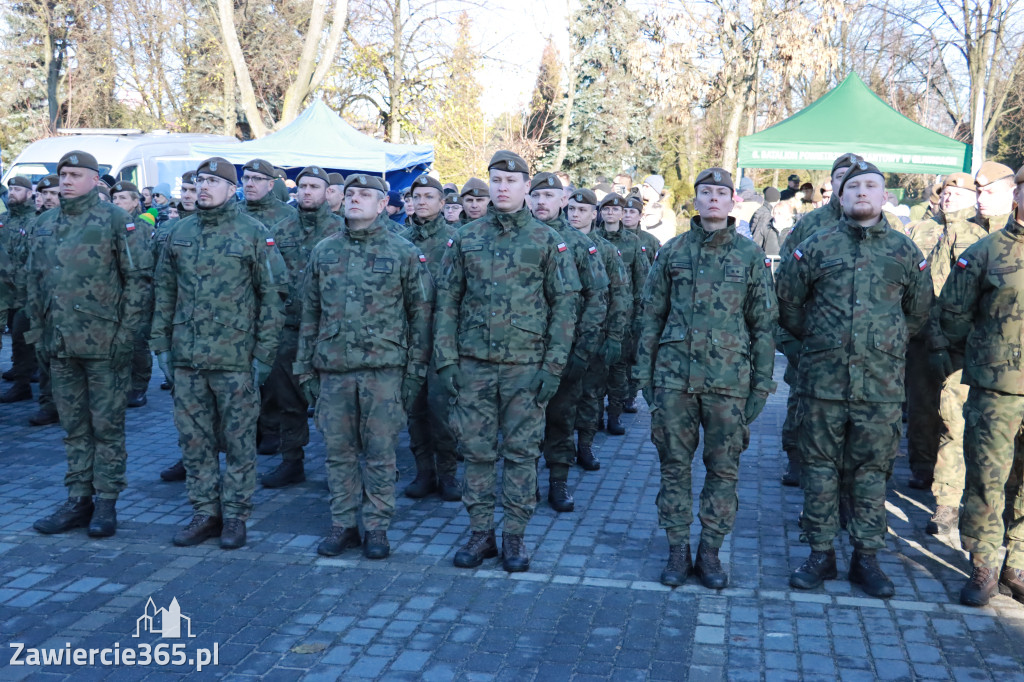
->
xmin=777 ymin=160 xmax=932 ymax=598
xmin=27 ymin=151 xmax=154 ymax=538
xmin=151 ymin=156 xmax=287 ymax=550
xmin=635 ymin=167 xmax=777 ymax=589
xmin=326 ymin=172 xmax=346 ymax=216
xmin=294 ymin=173 xmax=434 ymax=560
xmin=0 ymin=176 xmax=38 ymax=406
xmin=435 ymin=150 xmax=581 ymax=572
xmin=460 ymin=178 xmax=490 ymax=222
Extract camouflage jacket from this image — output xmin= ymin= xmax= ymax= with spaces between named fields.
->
xmin=544 ymin=215 xmax=609 ymax=360
xmin=628 ymin=226 xmax=660 ymax=266
xmin=908 ymin=217 xmax=945 ymax=265
xmin=587 ymin=232 xmax=630 ymax=343
xmin=294 ymin=212 xmax=433 ymax=377
xmin=938 ymin=216 xmax=1024 ymax=395
xmin=150 ymin=199 xmax=287 ymax=371
xmin=241 ymin=192 xmax=297 ymax=233
xmin=401 ymin=212 xmax=455 ymax=285
xmin=776 ymin=214 xmax=933 ymax=403
xmin=25 ymin=189 xmax=153 ymax=359
xmin=780 ymin=196 xmax=843 ymax=262
xmin=597 ymin=226 xmax=649 ymax=325
xmin=275 ymin=201 xmax=343 ymax=329
xmin=434 ymin=204 xmax=582 ymax=375
xmin=923 ymin=207 xmax=984 ymax=353
xmin=3 ymin=200 xmax=33 ymax=308
xmin=634 ymin=218 xmax=777 ymax=397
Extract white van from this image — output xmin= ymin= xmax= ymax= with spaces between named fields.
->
xmin=1 ymin=130 xmax=239 ymax=197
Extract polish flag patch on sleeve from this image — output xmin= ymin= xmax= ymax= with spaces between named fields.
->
xmin=764 ymin=258 xmax=772 ymax=268
xmin=266 ymin=237 xmax=275 ymax=247
xmin=956 ymin=257 xmax=969 ymax=269
xmin=446 ymin=238 xmax=454 ymax=248
xmin=793 ymin=249 xmax=803 ymax=261
xmin=641 ymin=246 xmax=647 ymax=252
xmin=418 ymin=254 xmax=427 ymax=263
xmin=125 ymin=222 xmax=135 ymax=232
xmin=918 ymin=259 xmax=928 ymax=271
xmin=557 ymin=242 xmax=568 ymax=252
xmin=588 ymin=245 xmax=598 ymax=255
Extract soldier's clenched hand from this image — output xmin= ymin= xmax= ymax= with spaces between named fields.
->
xmin=744 ymin=390 xmax=769 ymax=425
xmin=563 ymin=351 xmax=589 ymax=382
xmin=600 ymin=337 xmax=622 ymax=365
xmin=529 ymin=369 xmax=561 ymax=404
xmin=438 ymin=365 xmax=464 ymax=397
xmin=299 ymin=374 xmax=319 ymax=405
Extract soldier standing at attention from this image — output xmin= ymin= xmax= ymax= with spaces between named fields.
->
xmin=777 ymin=161 xmax=932 ymax=598
xmin=1 ymin=176 xmax=38 ymax=406
xmin=259 ymin=166 xmax=344 ymax=489
xmin=151 ymin=157 xmax=287 ymax=550
xmin=568 ymin=189 xmax=631 ymax=472
xmin=460 ymin=178 xmax=490 ymax=222
xmin=326 ymin=173 xmax=345 ymax=216
xmin=443 ymin=195 xmax=465 ymax=225
xmin=401 ymin=174 xmax=460 ymax=502
xmin=295 ymin=173 xmax=433 ymax=560
xmin=27 ymin=151 xmax=153 ymax=538
xmin=634 ymin=168 xmax=777 ymax=589
xmin=529 ymin=172 xmax=608 ymax=512
xmin=595 ymin=193 xmax=649 ymax=436
xmin=622 ymin=193 xmax=658 ymax=413
xmin=26 ymin=175 xmax=62 ymax=427
xmin=436 ymin=151 xmax=581 ymax=572
xmin=939 ymin=165 xmax=1024 ymax=607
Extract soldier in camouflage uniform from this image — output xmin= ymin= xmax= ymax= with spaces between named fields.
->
xmin=26 ymin=174 xmax=62 ymax=427
xmin=436 ymin=151 xmax=581 ymax=573
xmin=941 ymin=164 xmax=1024 ymax=606
xmin=152 ymin=157 xmax=287 ymax=550
xmin=0 ymin=176 xmax=37 ymax=405
xmin=529 ymin=173 xmax=608 ymax=512
xmin=622 ymin=194 xmax=659 ymax=412
xmin=295 ymin=173 xmax=433 ymax=560
xmin=634 ymin=168 xmax=777 ymax=589
xmin=326 ymin=173 xmax=345 ymax=216
xmin=776 ymin=153 xmax=862 ymax=487
xmin=258 ymin=166 xmax=344 ymax=489
xmin=443 ymin=194 xmax=465 ymax=225
xmin=594 ymin=193 xmax=649 ymax=436
xmin=777 ymin=161 xmax=932 ymax=599
xmin=400 ymin=175 xmax=461 ymax=502
xmin=460 ymin=178 xmax=490 ymax=222
xmin=27 ymin=151 xmax=153 ymax=539
xmin=568 ymin=189 xmax=631 ymax=471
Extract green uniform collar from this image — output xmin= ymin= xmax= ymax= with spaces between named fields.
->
xmin=840 ymin=213 xmax=888 ymax=238
xmin=941 ymin=206 xmax=976 ymax=226
xmin=298 ymin=201 xmax=332 ymax=231
xmin=59 ymin=188 xmax=100 ymax=216
xmin=489 ymin=203 xmax=532 ymax=233
xmin=599 ymin=224 xmax=625 ymax=240
xmin=9 ymin=201 xmax=34 ymax=219
xmin=543 ymin=214 xmax=569 ymax=233
xmin=410 ymin=212 xmax=447 ymax=239
xmin=246 ymin=191 xmax=281 ymax=211
xmin=345 ymin=212 xmax=390 ymax=241
xmin=198 ymin=198 xmax=239 ymax=226
xmin=977 ymin=212 xmax=1012 ymax=233
xmin=690 ymin=216 xmax=737 ymax=246
xmin=178 ymin=207 xmax=196 ymax=220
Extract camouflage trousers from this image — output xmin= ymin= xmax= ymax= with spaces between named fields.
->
xmin=933 ymin=371 xmax=968 ymax=507
xmin=8 ymin=309 xmax=37 ymax=383
xmin=651 ymin=389 xmax=747 ymax=548
xmin=781 ymin=389 xmax=800 ymax=459
xmin=605 ymin=331 xmax=635 ymax=412
xmin=129 ymin=318 xmax=153 ymax=393
xmin=172 ymin=368 xmax=259 ymax=520
xmin=578 ymin=353 xmax=609 ymax=439
xmin=36 ymin=347 xmax=54 ymax=413
xmin=316 ymin=368 xmax=404 ymax=530
xmin=408 ymin=362 xmax=457 ymax=479
xmin=905 ymin=337 xmax=941 ymax=477
xmin=449 ymin=359 xmax=545 ymax=535
xmin=543 ymin=370 xmax=584 ymax=481
xmin=258 ymin=328 xmax=309 ymax=461
xmin=797 ymin=398 xmax=901 ymax=552
xmin=960 ymin=387 xmax=1024 ymax=569
xmin=51 ymin=356 xmax=130 ymax=499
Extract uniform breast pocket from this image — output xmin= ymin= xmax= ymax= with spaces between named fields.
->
xmin=723 ymin=265 xmax=747 ymax=284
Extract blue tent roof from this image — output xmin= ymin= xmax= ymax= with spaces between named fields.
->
xmin=190 ymin=101 xmax=433 ymax=175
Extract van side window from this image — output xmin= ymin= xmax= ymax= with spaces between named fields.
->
xmin=118 ymin=165 xmax=138 ymax=186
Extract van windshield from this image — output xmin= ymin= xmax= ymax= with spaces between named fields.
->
xmin=6 ymin=162 xmax=113 ymax=184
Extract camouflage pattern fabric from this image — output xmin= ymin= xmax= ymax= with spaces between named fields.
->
xmin=273 ymin=201 xmax=344 ymax=330
xmin=240 ymin=191 xmax=298 ymax=235
xmin=52 ymin=357 xmax=131 ymax=499
xmin=932 ymin=374 xmax=968 ymax=505
xmin=651 ymin=389 xmax=746 ymax=548
xmin=1 ymin=200 xmax=32 ymax=309
xmin=628 ymin=226 xmax=660 ymax=266
xmin=172 ymin=368 xmax=259 ymax=520
xmin=316 ymin=369 xmax=405 ymax=530
xmin=449 ymin=359 xmax=544 ymax=534
xmin=904 ymin=336 xmax=940 ymax=477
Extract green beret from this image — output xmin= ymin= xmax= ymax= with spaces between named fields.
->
xmin=37 ymin=175 xmax=59 ymax=190
xmin=598 ymin=193 xmax=626 ymax=209
xmin=7 ymin=176 xmax=32 ymax=190
xmin=196 ymin=156 xmax=238 ymax=185
xmin=112 ymin=181 xmax=139 ymax=195
xmin=57 ymin=150 xmax=99 ymax=174
xmin=460 ymin=177 xmax=488 ymax=197
xmin=624 ymin=196 xmax=644 ymax=211
xmin=444 ymin=194 xmax=462 ymax=206
xmin=343 ymin=173 xmax=387 ymax=193
xmin=831 ymin=153 xmax=862 ymax=174
xmin=838 ymin=160 xmax=883 ymax=195
xmin=530 ymin=172 xmax=563 ymax=193
xmin=296 ymin=165 xmax=329 ymax=185
xmin=568 ymin=188 xmax=597 ymax=206
xmin=694 ymin=167 xmax=734 ymax=193
xmin=242 ymin=159 xmax=275 ymax=178
xmin=181 ymin=170 xmax=197 ymax=186
xmin=273 ymin=167 xmax=287 ymax=180
xmin=96 ymin=185 xmax=110 ymax=198
xmin=327 ymin=172 xmax=345 ymax=186
xmin=488 ymin=150 xmax=529 ymax=176
xmin=411 ymin=174 xmax=444 ymax=193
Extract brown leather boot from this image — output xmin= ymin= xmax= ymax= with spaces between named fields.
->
xmin=453 ymin=530 xmax=498 ymax=568
xmin=172 ymin=515 xmax=223 ymax=547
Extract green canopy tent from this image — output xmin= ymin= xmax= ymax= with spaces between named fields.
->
xmin=737 ymin=72 xmax=970 ymax=174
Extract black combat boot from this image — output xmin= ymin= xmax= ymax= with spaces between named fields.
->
xmin=694 ymin=541 xmax=728 ymax=590
xmin=0 ymin=382 xmax=33 ymax=403
xmin=28 ymin=408 xmax=59 ymax=426
xmin=848 ymin=551 xmax=895 ymax=598
xmin=960 ymin=563 xmax=998 ymax=606
xmin=160 ymin=460 xmax=186 ymax=482
xmin=172 ymin=515 xmax=222 ymax=547
xmin=547 ymin=480 xmax=575 ymax=513
xmin=33 ymin=497 xmax=94 ymax=534
xmin=438 ymin=474 xmax=461 ymax=502
xmin=623 ymin=394 xmax=638 ymax=413
xmin=606 ymin=407 xmax=626 ymax=436
xmin=576 ymin=438 xmax=600 ymax=471
xmin=404 ymin=468 xmax=437 ymax=498
xmin=317 ymin=526 xmax=361 ymax=556
xmin=261 ymin=459 xmax=305 ymax=488
xmin=781 ymin=453 xmax=800 ymax=487
xmin=999 ymin=563 xmax=1024 ymax=604
xmin=87 ymin=498 xmax=117 ymax=538
xmin=907 ymin=470 xmax=933 ymax=490
xmin=453 ymin=530 xmax=498 ymax=568
xmin=220 ymin=518 xmax=246 ymax=549
xmin=126 ymin=389 xmax=147 ymax=408
xmin=502 ymin=533 xmax=530 ymax=573
xmin=660 ymin=544 xmax=693 ymax=587
xmin=926 ymin=505 xmax=958 ymax=535
xmin=789 ymin=549 xmax=837 ymax=589
xmin=363 ymin=530 xmax=390 ymax=560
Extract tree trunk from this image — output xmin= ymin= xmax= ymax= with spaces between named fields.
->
xmin=553 ymin=77 xmax=574 ymax=171
xmin=216 ymin=0 xmax=268 ymax=138
xmin=387 ymin=0 xmax=403 ymax=143
xmin=279 ymin=0 xmax=350 ymax=126
xmin=223 ymin=57 xmax=237 ymax=137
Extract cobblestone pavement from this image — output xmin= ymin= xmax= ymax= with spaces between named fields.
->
xmin=0 ymin=348 xmax=1022 ymax=681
